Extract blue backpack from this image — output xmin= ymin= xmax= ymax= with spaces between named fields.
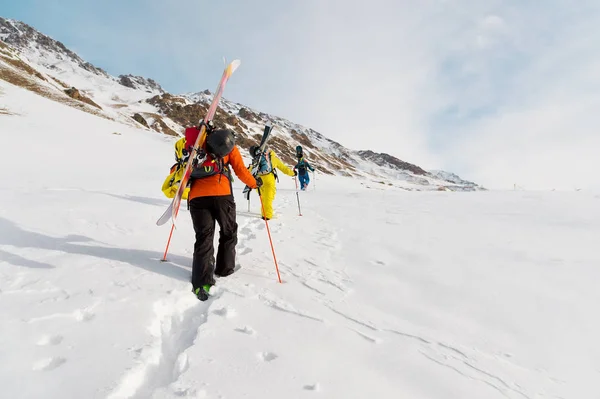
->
xmin=255 ymin=150 xmax=273 ymax=176
xmin=297 ymin=159 xmax=310 ymax=175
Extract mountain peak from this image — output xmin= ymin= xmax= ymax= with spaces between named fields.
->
xmin=0 ymin=16 xmax=108 ymax=78
xmin=0 ymin=16 xmax=482 ymax=191
xmin=118 ymin=74 xmax=164 ymax=94
xmin=356 ymin=150 xmax=428 ymax=176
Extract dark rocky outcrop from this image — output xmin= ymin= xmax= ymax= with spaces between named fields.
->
xmin=64 ymin=87 xmax=102 ymax=109
xmin=132 ymin=113 xmax=149 ymax=128
xmin=356 ymin=150 xmax=427 ymax=175
xmin=118 ymin=74 xmax=164 ymax=93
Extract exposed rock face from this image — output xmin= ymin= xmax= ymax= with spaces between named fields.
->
xmin=132 ymin=113 xmax=149 ymax=128
xmin=64 ymin=87 xmax=102 ymax=109
xmin=147 ymin=94 xmax=207 ymax=127
xmin=290 ymin=129 xmax=316 ymax=150
xmin=150 ymin=118 xmax=178 ymax=136
xmin=238 ymin=107 xmax=258 ymax=123
xmin=118 ymin=74 xmax=164 ymax=93
xmin=356 ymin=150 xmax=428 ymax=175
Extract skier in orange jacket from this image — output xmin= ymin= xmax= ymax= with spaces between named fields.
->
xmin=185 ymin=124 xmax=262 ymax=300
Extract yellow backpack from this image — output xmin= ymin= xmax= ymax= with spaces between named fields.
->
xmin=161 ymin=137 xmax=190 ymax=199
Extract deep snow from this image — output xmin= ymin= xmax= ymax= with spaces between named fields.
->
xmin=1 ymin=81 xmax=599 ymax=399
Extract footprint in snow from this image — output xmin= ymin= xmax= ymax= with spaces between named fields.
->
xmin=234 ymin=326 xmax=256 ymax=335
xmin=303 ymin=383 xmax=321 ymax=391
xmin=74 ymin=308 xmax=95 ymax=322
xmin=212 ymin=306 xmax=236 ymax=318
xmin=172 ymin=386 xmax=207 ymax=397
xmin=257 ymin=352 xmax=278 ymax=362
xmin=36 ymin=335 xmax=63 ymax=346
xmin=32 ymin=357 xmax=66 ymax=371
xmin=240 ymin=226 xmax=257 ymax=239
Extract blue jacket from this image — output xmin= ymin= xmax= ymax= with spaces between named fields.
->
xmin=294 ymin=158 xmax=315 ymax=175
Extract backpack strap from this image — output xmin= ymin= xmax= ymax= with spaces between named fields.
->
xmin=268 ymin=151 xmax=279 ymax=182
xmin=190 ymin=154 xmax=232 ymax=181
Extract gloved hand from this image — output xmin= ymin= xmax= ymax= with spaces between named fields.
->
xmin=294 ymin=170 xmax=298 ymax=176
xmin=255 ymin=177 xmax=263 ymax=188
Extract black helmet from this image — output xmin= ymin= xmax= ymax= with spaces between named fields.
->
xmin=249 ymin=145 xmax=260 ymax=157
xmin=206 ymin=129 xmax=235 ymax=157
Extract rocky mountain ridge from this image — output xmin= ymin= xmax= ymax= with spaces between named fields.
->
xmin=0 ymin=16 xmax=483 ymax=191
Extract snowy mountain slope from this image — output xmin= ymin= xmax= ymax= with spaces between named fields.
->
xmin=2 ymin=80 xmax=599 ymax=399
xmin=430 ymin=170 xmax=479 ymax=187
xmin=0 ymin=17 xmax=163 ymax=98
xmin=0 ymin=39 xmax=107 ymax=119
xmin=0 ymin=17 xmax=108 ymax=78
xmin=179 ymin=90 xmax=482 ymax=190
xmin=0 ymin=17 xmax=172 ymax=131
xmin=0 ymin=16 xmax=482 ymax=191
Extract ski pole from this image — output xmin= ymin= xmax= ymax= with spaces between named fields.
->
xmin=161 ymin=224 xmax=175 ymax=262
xmin=294 ymin=177 xmax=302 ymax=216
xmin=161 ymin=196 xmax=184 ymax=261
xmin=161 ymin=197 xmax=184 ymax=261
xmin=258 ymin=188 xmax=282 ymax=283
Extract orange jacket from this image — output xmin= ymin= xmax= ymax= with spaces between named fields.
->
xmin=188 ymin=146 xmax=257 ymax=199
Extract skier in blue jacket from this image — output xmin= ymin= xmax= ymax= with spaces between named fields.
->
xmin=294 ymin=157 xmax=315 ymax=191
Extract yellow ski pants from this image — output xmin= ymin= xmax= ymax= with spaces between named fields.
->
xmin=258 ymin=173 xmax=277 ymax=219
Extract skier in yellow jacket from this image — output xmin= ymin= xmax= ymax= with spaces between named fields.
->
xmin=161 ymin=137 xmax=190 ymax=199
xmin=248 ymin=145 xmax=295 ymax=220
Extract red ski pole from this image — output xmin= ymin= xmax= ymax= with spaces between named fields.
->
xmin=258 ymin=189 xmax=282 ymax=283
xmin=161 ymin=201 xmax=182 ymax=262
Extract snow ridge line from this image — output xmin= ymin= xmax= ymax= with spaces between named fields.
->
xmin=107 ymin=292 xmax=214 ymax=399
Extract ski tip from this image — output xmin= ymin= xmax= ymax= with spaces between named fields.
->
xmin=229 ymin=59 xmax=241 ymax=73
xmin=156 ymin=216 xmax=168 ymax=226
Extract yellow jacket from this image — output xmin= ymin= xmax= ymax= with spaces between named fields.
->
xmin=250 ymin=150 xmax=294 ymax=219
xmin=250 ymin=150 xmax=295 ymax=178
xmin=161 ymin=137 xmax=190 ymax=199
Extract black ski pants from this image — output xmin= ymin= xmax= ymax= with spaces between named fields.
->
xmin=189 ymin=195 xmax=238 ymax=289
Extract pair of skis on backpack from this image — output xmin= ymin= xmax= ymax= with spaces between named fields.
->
xmin=243 ymin=123 xmax=274 ymax=200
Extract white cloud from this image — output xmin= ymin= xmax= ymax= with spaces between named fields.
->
xmin=23 ymin=0 xmax=600 ymax=189
xmin=481 ymin=15 xmax=505 ymax=30
xmin=435 ymin=2 xmax=600 ymax=190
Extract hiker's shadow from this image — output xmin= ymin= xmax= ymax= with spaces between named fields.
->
xmin=0 ymin=217 xmax=190 ymax=282
xmin=98 ymin=192 xmax=169 ymax=207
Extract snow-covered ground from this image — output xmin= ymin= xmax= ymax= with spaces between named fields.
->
xmin=1 ymin=81 xmax=599 ymax=399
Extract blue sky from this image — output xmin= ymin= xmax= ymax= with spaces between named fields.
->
xmin=2 ymin=0 xmax=600 ymax=189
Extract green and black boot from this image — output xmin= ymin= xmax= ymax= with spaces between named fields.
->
xmin=193 ymin=284 xmax=212 ymax=301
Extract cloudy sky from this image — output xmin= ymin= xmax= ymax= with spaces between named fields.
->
xmin=2 ymin=0 xmax=599 ymax=190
